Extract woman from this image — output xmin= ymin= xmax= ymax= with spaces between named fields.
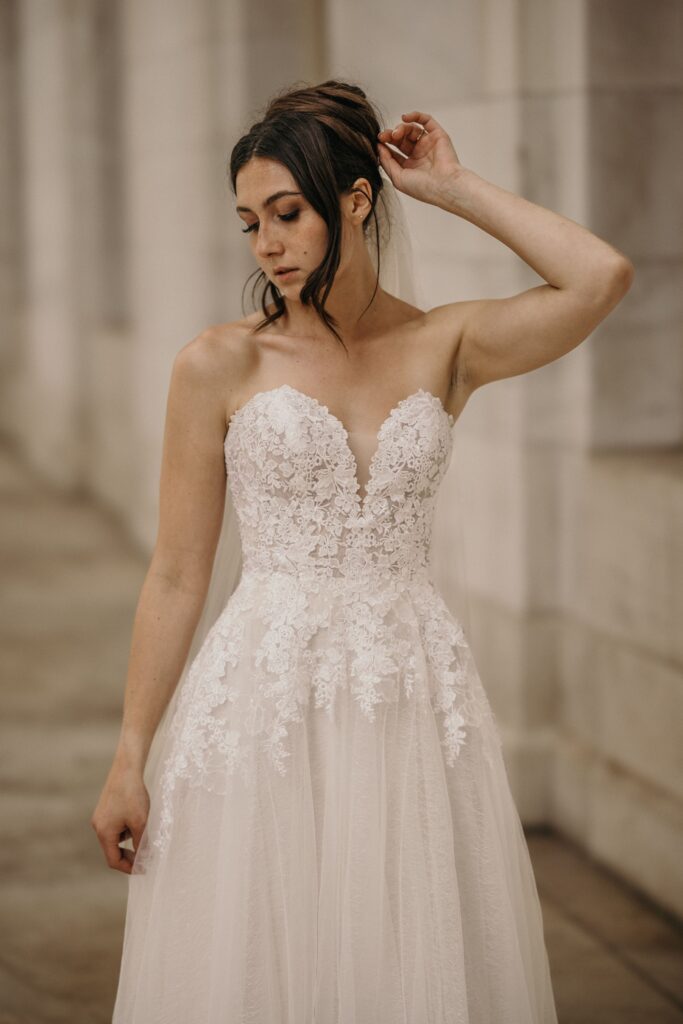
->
xmin=93 ymin=80 xmax=634 ymax=1022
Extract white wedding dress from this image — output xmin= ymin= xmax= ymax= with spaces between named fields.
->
xmin=112 ymin=382 xmax=559 ymax=1023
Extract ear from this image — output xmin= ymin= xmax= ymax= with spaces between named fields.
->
xmin=345 ymin=177 xmax=373 ymax=223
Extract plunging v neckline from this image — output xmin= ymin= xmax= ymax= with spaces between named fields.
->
xmin=227 ymin=383 xmax=455 ymax=515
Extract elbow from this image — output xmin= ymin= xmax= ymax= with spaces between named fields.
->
xmin=603 ymin=256 xmax=636 ymax=300
xmin=583 ymin=256 xmax=635 ymax=313
xmin=615 ymin=255 xmax=636 ymax=290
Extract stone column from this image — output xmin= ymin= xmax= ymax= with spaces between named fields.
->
xmin=544 ymin=0 xmax=683 ymax=917
xmin=16 ymin=1 xmax=84 ymax=484
xmin=119 ymin=0 xmax=219 ymax=547
xmin=0 ymin=0 xmax=23 ymax=436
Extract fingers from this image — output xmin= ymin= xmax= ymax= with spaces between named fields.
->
xmin=401 ymin=110 xmax=441 ymax=134
xmin=101 ymin=829 xmax=134 ymax=874
xmin=379 ymin=124 xmax=414 ymax=148
xmin=378 ymin=129 xmax=414 ymax=161
xmin=92 ymin=819 xmax=145 ymax=875
xmin=378 ymin=118 xmax=429 ymax=160
xmin=396 ymin=124 xmax=422 ymax=148
xmin=377 ymin=139 xmax=407 ymax=177
xmin=121 ymin=846 xmax=137 ymax=867
xmin=91 ymin=783 xmax=151 ymax=876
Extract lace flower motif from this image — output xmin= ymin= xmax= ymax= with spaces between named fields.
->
xmin=152 ymin=386 xmax=501 ymax=853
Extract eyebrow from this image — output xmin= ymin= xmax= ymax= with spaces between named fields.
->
xmin=235 ymin=190 xmax=302 ymax=214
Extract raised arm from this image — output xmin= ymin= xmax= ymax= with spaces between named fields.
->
xmin=91 ymin=331 xmax=231 ymax=872
xmin=429 ymin=167 xmax=635 ymax=395
xmin=378 ymin=111 xmax=635 ymax=399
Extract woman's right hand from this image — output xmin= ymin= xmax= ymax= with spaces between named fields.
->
xmin=90 ymin=764 xmax=150 ymax=874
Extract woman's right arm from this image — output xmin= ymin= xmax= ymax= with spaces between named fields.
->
xmin=90 ymin=330 xmax=236 ymax=874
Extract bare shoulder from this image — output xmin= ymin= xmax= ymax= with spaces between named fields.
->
xmin=174 ymin=319 xmax=259 ymax=422
xmin=174 ymin=320 xmax=251 ymax=375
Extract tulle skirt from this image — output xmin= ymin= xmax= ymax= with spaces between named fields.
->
xmin=111 ymin=707 xmax=558 ymax=1022
xmin=111 ymin=576 xmax=558 ymax=1023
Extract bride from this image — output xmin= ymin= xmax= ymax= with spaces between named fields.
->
xmin=92 ymin=80 xmax=634 ymax=1023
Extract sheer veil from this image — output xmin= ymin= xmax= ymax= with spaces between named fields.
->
xmin=140 ymin=170 xmax=473 ymax=798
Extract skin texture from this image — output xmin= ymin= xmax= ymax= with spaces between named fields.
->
xmin=91 ymin=110 xmax=634 ymax=873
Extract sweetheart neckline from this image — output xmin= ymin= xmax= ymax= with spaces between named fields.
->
xmin=226 ymin=383 xmax=455 ymax=435
xmin=225 ymin=383 xmax=455 ymax=514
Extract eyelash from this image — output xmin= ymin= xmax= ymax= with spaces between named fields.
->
xmin=241 ymin=211 xmax=299 ymax=234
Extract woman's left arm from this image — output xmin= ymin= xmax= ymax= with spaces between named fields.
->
xmin=430 ymin=167 xmax=635 ymax=393
xmin=378 ymin=112 xmax=635 ymax=395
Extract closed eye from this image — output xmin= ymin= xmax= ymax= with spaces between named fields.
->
xmin=241 ymin=210 xmax=299 ymax=234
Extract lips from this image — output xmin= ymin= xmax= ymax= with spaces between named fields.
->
xmin=275 ymin=267 xmax=298 ymax=276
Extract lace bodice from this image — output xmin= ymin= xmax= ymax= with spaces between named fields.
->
xmin=225 ymin=383 xmax=455 ymax=585
xmin=152 ymin=384 xmax=501 ymax=854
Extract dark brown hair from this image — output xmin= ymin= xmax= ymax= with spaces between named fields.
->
xmin=228 ymin=79 xmax=391 ymax=350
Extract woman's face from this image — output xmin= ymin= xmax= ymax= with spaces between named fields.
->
xmin=235 ymin=158 xmax=329 ymax=294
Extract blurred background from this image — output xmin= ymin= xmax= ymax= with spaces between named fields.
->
xmin=1 ymin=0 xmax=682 ymax=1021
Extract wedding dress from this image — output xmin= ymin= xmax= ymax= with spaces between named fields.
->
xmin=111 ymin=377 xmax=559 ymax=1022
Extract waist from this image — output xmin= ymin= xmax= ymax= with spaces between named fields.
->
xmin=239 ymin=556 xmax=434 ymax=591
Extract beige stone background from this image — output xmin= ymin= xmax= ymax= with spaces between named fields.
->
xmin=1 ymin=0 xmax=682 ymax=1021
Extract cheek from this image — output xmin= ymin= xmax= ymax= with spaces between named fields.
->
xmin=304 ymin=226 xmax=328 ymax=259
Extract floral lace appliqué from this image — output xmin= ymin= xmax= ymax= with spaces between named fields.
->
xmin=152 ymin=386 xmax=501 ymax=853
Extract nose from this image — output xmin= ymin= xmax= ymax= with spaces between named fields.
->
xmin=254 ymin=222 xmax=283 ymax=261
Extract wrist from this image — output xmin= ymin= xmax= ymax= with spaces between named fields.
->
xmin=432 ymin=166 xmax=481 ymax=215
xmin=113 ymin=732 xmax=150 ymax=774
